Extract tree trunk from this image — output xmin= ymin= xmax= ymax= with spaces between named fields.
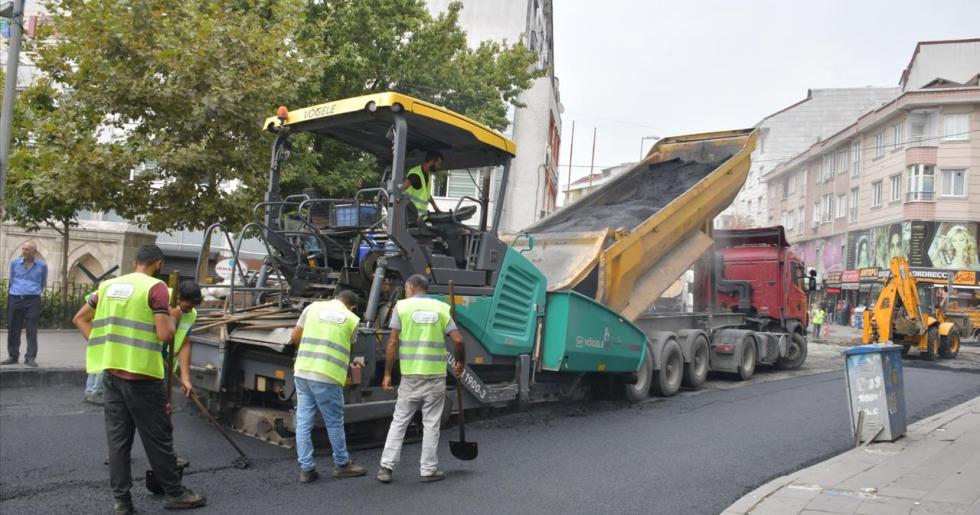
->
xmin=60 ymin=222 xmax=70 ymax=305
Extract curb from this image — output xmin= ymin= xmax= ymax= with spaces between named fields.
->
xmin=722 ymin=395 xmax=980 ymax=514
xmin=0 ymin=367 xmax=87 ymax=388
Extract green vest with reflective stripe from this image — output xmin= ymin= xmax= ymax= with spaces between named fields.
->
xmin=86 ymin=273 xmax=166 ymax=378
xmin=397 ymin=296 xmax=450 ymax=376
xmin=294 ymin=299 xmax=359 ymax=385
xmin=405 ymin=165 xmax=430 ymax=214
xmin=173 ymin=308 xmax=197 ymax=372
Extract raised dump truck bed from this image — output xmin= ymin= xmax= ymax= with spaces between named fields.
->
xmin=520 ymin=129 xmax=757 ymax=320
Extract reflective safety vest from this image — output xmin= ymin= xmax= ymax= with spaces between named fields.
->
xmin=404 ymin=165 xmax=430 ymax=215
xmin=173 ymin=308 xmax=198 ymax=372
xmin=812 ymin=309 xmax=825 ymax=325
xmin=86 ymin=273 xmax=166 ymax=378
xmin=396 ymin=296 xmax=451 ymax=376
xmin=294 ymin=299 xmax=359 ymax=385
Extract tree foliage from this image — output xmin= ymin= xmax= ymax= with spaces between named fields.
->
xmin=6 ymin=0 xmax=540 ymax=234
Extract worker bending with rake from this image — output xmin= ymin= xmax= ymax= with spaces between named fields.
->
xmin=378 ymin=274 xmax=465 ymax=483
xmin=73 ymin=245 xmax=206 ymax=514
xmin=290 ymin=290 xmax=368 ymax=482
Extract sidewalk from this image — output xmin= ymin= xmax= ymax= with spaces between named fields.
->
xmin=724 ymin=396 xmax=980 ymax=515
xmin=0 ymin=330 xmax=87 ymax=387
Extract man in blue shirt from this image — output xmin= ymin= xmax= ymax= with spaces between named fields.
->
xmin=3 ymin=241 xmax=47 ymax=367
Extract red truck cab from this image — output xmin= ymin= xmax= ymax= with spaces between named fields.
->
xmin=696 ymin=226 xmax=809 ymax=331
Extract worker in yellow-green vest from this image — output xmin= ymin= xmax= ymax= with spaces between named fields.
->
xmin=811 ymin=304 xmax=826 ymax=339
xmin=377 ymin=274 xmax=465 ymax=484
xmin=171 ymin=281 xmax=203 ymax=377
xmin=402 ymin=150 xmax=444 ymax=222
xmin=72 ymin=245 xmax=206 ymax=514
xmin=289 ymin=290 xmax=368 ymax=483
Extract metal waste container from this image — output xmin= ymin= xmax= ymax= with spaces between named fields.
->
xmin=843 ymin=343 xmax=907 ymax=442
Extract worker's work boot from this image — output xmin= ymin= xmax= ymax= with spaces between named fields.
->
xmin=162 ymin=489 xmax=206 ymax=510
xmin=176 ymin=457 xmax=189 ymax=470
xmin=376 ymin=467 xmax=393 ymax=483
xmin=0 ymin=357 xmax=17 ymax=365
xmin=299 ymin=468 xmax=319 ymax=483
xmin=420 ymin=470 xmax=446 ymax=483
xmin=24 ymin=358 xmax=38 ymax=367
xmin=114 ymin=496 xmax=136 ymax=515
xmin=333 ymin=461 xmax=367 ymax=478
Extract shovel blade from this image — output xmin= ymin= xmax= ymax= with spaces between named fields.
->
xmin=450 ymin=440 xmax=478 ymax=461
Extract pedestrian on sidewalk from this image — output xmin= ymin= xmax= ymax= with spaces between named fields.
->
xmin=3 ymin=241 xmax=47 ymax=367
xmin=290 ymin=290 xmax=367 ymax=483
xmin=72 ymin=245 xmax=206 ymax=514
xmin=377 ymin=274 xmax=465 ymax=484
xmin=811 ymin=304 xmax=825 ymax=339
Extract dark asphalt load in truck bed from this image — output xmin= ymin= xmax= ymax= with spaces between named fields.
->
xmin=530 ymin=156 xmax=732 ymax=234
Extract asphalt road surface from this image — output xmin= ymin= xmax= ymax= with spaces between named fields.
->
xmin=2 ymin=363 xmax=979 ymax=515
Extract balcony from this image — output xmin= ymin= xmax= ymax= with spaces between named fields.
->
xmin=906 ymin=191 xmax=934 ymax=202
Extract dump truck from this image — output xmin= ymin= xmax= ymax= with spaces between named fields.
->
xmin=186 ymin=93 xmax=808 ymax=446
xmin=863 ymin=256 xmax=962 ymax=359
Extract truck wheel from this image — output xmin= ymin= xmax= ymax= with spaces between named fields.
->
xmin=776 ymin=333 xmax=808 ymax=370
xmin=652 ymin=339 xmax=682 ymax=397
xmin=922 ymin=326 xmax=939 ymax=361
xmin=737 ymin=336 xmax=756 ymax=381
xmin=682 ymin=335 xmax=709 ymax=389
xmin=624 ymin=341 xmax=653 ymax=403
xmin=939 ymin=328 xmax=960 ymax=359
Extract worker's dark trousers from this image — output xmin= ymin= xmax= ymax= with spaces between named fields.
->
xmin=104 ymin=373 xmax=184 ymax=499
xmin=6 ymin=294 xmax=40 ymax=360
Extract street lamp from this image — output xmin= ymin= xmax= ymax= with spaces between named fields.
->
xmin=1 ymin=0 xmax=24 ymax=221
xmin=639 ymin=135 xmax=660 ymax=160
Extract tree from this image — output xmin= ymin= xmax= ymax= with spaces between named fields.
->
xmin=282 ymin=0 xmax=540 ymax=197
xmin=5 ymin=78 xmax=135 ymax=301
xmin=11 ymin=0 xmax=539 ymax=238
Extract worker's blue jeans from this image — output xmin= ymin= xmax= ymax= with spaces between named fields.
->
xmin=294 ymin=377 xmax=350 ymax=471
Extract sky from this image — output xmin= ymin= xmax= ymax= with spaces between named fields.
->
xmin=552 ymin=0 xmax=980 ymax=190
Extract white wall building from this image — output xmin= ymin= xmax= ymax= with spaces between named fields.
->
xmin=426 ymin=0 xmax=562 ymax=234
xmin=718 ymin=87 xmax=899 ymax=229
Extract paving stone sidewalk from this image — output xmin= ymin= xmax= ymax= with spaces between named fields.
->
xmin=0 ymin=330 xmax=87 ymax=387
xmin=724 ymin=396 xmax=980 ymax=515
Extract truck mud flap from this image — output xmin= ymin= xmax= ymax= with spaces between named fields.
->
xmin=447 ymin=354 xmax=518 ymax=405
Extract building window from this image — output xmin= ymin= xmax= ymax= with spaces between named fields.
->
xmin=871 ymin=181 xmax=882 ymax=207
xmin=942 ymin=113 xmax=969 ymax=141
xmin=851 ymin=140 xmax=861 ymax=176
xmin=757 ymin=196 xmax=763 ymax=216
xmin=849 ymin=188 xmax=859 ymax=221
xmin=821 ymin=154 xmax=834 ymax=182
xmin=941 ymin=169 xmax=966 ymax=197
xmin=812 ymin=201 xmax=820 ymax=225
xmin=890 ymin=174 xmax=901 ymax=202
xmin=892 ymin=123 xmax=904 ymax=150
xmin=821 ymin=193 xmax=834 ymax=223
xmin=909 ymin=111 xmax=938 ymax=143
xmin=836 ymin=193 xmax=846 ymax=219
xmin=799 ymin=170 xmax=806 ymax=196
xmin=906 ymin=164 xmax=935 ymax=201
xmin=797 ymin=207 xmax=804 ymax=232
xmin=874 ymin=131 xmax=885 ymax=158
xmin=837 ymin=149 xmax=848 ymax=175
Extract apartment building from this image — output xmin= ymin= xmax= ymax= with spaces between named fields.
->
xmin=718 ymin=87 xmax=898 ymax=229
xmin=764 ymin=39 xmax=980 ymax=307
xmin=426 ymin=0 xmax=562 ymax=233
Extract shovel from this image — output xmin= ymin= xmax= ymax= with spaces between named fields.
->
xmin=447 ymin=281 xmax=478 ymax=461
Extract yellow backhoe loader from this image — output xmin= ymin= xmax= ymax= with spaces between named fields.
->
xmin=863 ymin=257 xmax=961 ymax=360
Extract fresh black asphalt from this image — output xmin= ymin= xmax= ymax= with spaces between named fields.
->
xmin=2 ymin=365 xmax=979 ymax=514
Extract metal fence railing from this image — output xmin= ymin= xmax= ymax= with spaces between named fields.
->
xmin=0 ymin=280 xmax=93 ymax=330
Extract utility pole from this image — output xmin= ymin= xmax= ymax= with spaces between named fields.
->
xmin=564 ymin=120 xmax=574 ymax=205
xmin=587 ymin=127 xmax=597 ymax=189
xmin=0 ymin=0 xmax=25 ymax=221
